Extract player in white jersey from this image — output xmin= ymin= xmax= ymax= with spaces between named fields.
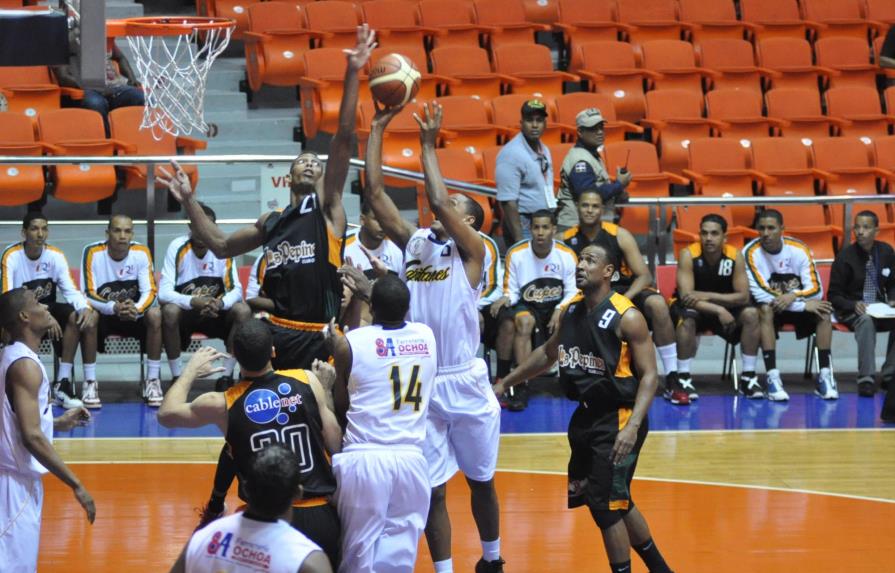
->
xmin=329 ymin=275 xmax=437 ymax=573
xmin=343 ymin=202 xmax=404 ymax=279
xmin=364 ymin=102 xmax=504 ymax=573
xmin=0 ymin=212 xmax=98 ymax=409
xmin=0 ymin=288 xmax=95 ymax=573
xmin=171 ymin=443 xmax=332 ymax=573
xmin=81 ymin=214 xmax=162 ymax=408
xmin=160 ymin=203 xmax=252 ymax=389
xmin=245 ymin=255 xmax=268 ymax=310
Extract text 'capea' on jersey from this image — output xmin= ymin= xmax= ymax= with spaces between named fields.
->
xmin=261 ymin=194 xmax=343 ymax=323
xmin=558 ymin=292 xmax=639 ymax=407
xmin=401 ymin=229 xmax=480 ymax=369
xmin=0 ymin=243 xmax=88 ymax=311
xmin=225 ymin=370 xmax=336 ymax=499
xmin=344 ymin=322 xmax=437 ymax=448
xmin=504 ymin=239 xmax=578 ymax=321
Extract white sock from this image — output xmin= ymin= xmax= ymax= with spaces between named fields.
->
xmin=657 ymin=343 xmax=678 ymax=375
xmin=148 ymin=360 xmax=161 ymax=380
xmin=742 ymin=354 xmax=757 ymax=373
xmin=169 ymin=357 xmax=183 ymax=378
xmin=433 ymin=559 xmax=453 ymax=573
xmin=482 ymin=538 xmax=501 ymax=562
xmin=58 ymin=362 xmax=73 ymax=381
xmin=83 ymin=363 xmax=96 ymax=382
xmin=224 ymin=356 xmax=237 ymax=377
xmin=677 ymin=359 xmax=692 ymax=376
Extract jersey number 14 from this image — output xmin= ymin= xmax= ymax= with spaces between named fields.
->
xmin=390 ymin=364 xmax=423 ymax=412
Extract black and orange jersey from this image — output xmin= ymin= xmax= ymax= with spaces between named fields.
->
xmin=557 ymin=292 xmax=639 ymax=407
xmin=675 ymin=242 xmax=739 ymax=297
xmin=562 ymin=223 xmax=634 ymax=289
xmin=224 ymin=369 xmax=336 ymax=500
xmin=261 ymin=195 xmax=342 ymax=324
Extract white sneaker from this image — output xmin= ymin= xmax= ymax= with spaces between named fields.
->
xmin=81 ymin=381 xmax=101 ymax=409
xmin=678 ymin=374 xmax=698 ymax=400
xmin=765 ymin=369 xmax=789 ymax=401
xmin=815 ymin=368 xmax=839 ymax=400
xmin=144 ymin=378 xmax=164 ymax=407
xmin=53 ymin=380 xmax=84 ymax=410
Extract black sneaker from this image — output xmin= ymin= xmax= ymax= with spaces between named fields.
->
xmin=475 ymin=557 xmax=506 ymax=573
xmin=52 ymin=379 xmax=84 ymax=409
xmin=739 ymin=373 xmax=765 ymax=399
xmin=678 ymin=374 xmax=698 ymax=401
xmin=662 ymin=372 xmax=690 ymax=405
xmin=214 ymin=375 xmax=235 ymax=392
xmin=507 ymin=383 xmax=529 ymax=412
xmin=857 ymin=378 xmax=876 ymax=398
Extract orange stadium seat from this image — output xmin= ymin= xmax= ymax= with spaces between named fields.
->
xmin=554 ymin=0 xmax=628 ymax=72
xmin=298 ymin=48 xmax=369 ymax=140
xmin=756 ymin=37 xmax=834 ymax=92
xmin=243 ymin=2 xmax=321 ymax=93
xmin=436 ymin=95 xmax=510 ymax=155
xmin=643 ymin=89 xmax=724 ymax=175
xmin=811 ymin=137 xmax=894 ymax=224
xmin=197 ymin=0 xmax=262 ymax=39
xmin=0 ymin=112 xmax=48 ymax=206
xmin=37 ymin=109 xmax=127 ymax=204
xmin=357 ymin=100 xmax=425 ymax=188
xmin=303 ymin=1 xmax=362 ymax=50
xmin=416 ymin=148 xmax=496 ymax=232
xmin=553 ymin=92 xmax=643 ymax=144
xmin=546 ymin=141 xmax=573 ymax=189
xmin=799 ymin=0 xmax=885 ymax=40
xmin=416 ymin=0 xmax=485 ymax=49
xmin=640 ymin=39 xmax=719 ymax=94
xmin=865 ymin=0 xmax=895 ymax=25
xmin=880 ymin=42 xmax=895 ymax=85
xmin=614 ymin=0 xmax=691 ymax=45
xmin=874 ymin=135 xmax=895 ymax=181
xmin=673 ymin=204 xmax=753 ymax=254
xmin=815 ymin=36 xmax=879 ymax=89
xmin=765 ymin=87 xmax=847 ymax=139
xmin=825 ymin=86 xmax=895 ymax=138
xmin=706 ymin=88 xmax=787 ymax=140
xmin=750 ymin=137 xmax=830 ymax=197
xmin=491 ymin=44 xmax=579 ymax=103
xmin=677 ymin=0 xmax=758 ymax=43
xmin=430 ymin=45 xmax=512 ymax=100
xmin=108 ymin=106 xmax=206 ymax=194
xmin=887 ymin=87 xmax=895 ymax=115
xmin=472 ymin=0 xmax=549 ymax=51
xmin=480 ymin=145 xmax=502 ymax=183
xmin=740 ymin=0 xmax=824 ymax=40
xmin=370 ymin=45 xmax=449 ymax=101
xmin=489 ymin=94 xmax=568 ymax=145
xmin=521 ymin=0 xmax=559 ymax=25
xmin=361 ymin=0 xmax=433 ymax=54
xmin=0 ymin=66 xmax=82 ymax=123
xmin=697 ymin=38 xmax=777 ymax=93
xmin=684 ymin=137 xmax=766 ymax=227
xmin=576 ymin=41 xmax=658 ymax=124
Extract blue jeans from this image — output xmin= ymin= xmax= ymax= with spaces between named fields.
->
xmin=80 ymin=85 xmax=145 ymax=134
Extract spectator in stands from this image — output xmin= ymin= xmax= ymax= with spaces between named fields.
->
xmin=245 ymin=254 xmax=271 ymax=315
xmin=0 ymin=212 xmax=98 ymax=410
xmin=490 ymin=210 xmax=578 ymax=410
xmin=81 ymin=214 xmax=162 ymax=408
xmin=880 ymin=26 xmax=895 ymax=87
xmin=828 ymin=211 xmax=895 ymax=398
xmin=343 ymin=202 xmax=403 ymax=279
xmin=555 ymin=108 xmax=632 ymax=232
xmin=562 ymin=190 xmax=687 ymax=404
xmin=671 ymin=214 xmax=760 ymax=401
xmin=496 ymin=99 xmax=555 ymax=245
xmin=159 ymin=203 xmax=252 ymax=391
xmin=743 ymin=209 xmax=837 ymax=401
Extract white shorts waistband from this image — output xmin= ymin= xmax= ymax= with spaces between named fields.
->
xmin=342 ymin=443 xmax=424 ymax=455
xmin=436 ymin=357 xmax=484 ymax=376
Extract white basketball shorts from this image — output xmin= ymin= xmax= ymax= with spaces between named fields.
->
xmin=0 ymin=470 xmax=43 ymax=573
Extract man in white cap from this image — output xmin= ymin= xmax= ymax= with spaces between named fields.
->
xmin=555 ymin=108 xmax=632 ymax=232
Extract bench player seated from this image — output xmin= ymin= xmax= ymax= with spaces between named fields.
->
xmin=343 ymin=202 xmax=403 ymax=279
xmin=478 ymin=229 xmax=508 ymax=384
xmin=671 ymin=214 xmax=760 ymax=401
xmin=491 ymin=210 xmax=578 ymax=411
xmin=562 ymin=189 xmax=686 ymax=404
xmin=744 ymin=209 xmax=837 ymax=401
xmin=1 ymin=212 xmax=98 ymax=409
xmin=159 ymin=203 xmax=252 ymax=390
xmin=81 ymin=214 xmax=163 ymax=408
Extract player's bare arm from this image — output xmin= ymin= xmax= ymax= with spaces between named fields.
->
xmin=612 ymin=309 xmax=658 ymax=465
xmin=364 ymin=104 xmax=417 ymax=250
xmin=306 ymin=370 xmax=343 ymax=455
xmin=676 ymin=248 xmax=724 ymax=316
xmin=320 ymin=25 xmax=377 ymax=238
xmin=617 ymin=226 xmax=653 ymax=300
xmin=330 ymin=329 xmax=354 ymax=424
xmin=338 ymin=263 xmax=373 ymax=331
xmin=493 ymin=314 xmax=563 ymax=395
xmin=299 ymin=551 xmax=335 ymax=573
xmin=414 ymin=102 xmax=485 ymax=287
xmin=159 ymin=160 xmax=268 ymax=258
xmin=9 ymin=359 xmax=96 ymax=523
xmin=157 ymin=346 xmax=229 ymax=431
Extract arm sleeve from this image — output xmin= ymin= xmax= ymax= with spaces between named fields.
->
xmin=792 ymin=244 xmax=822 ymax=301
xmin=158 ymin=243 xmax=193 ymax=310
xmin=827 ymin=254 xmax=856 ymax=314
xmin=506 ymin=250 xmax=521 ymax=306
xmin=567 ymin=161 xmax=598 ymax=195
xmin=52 ymin=252 xmax=88 ymax=311
xmin=135 ymin=249 xmax=158 ymax=315
xmin=885 ymin=247 xmax=895 ymax=302
xmin=221 ymin=259 xmax=243 ymax=310
xmin=479 ymin=240 xmax=504 ymax=308
xmin=495 ymin=150 xmax=522 ymax=203
xmin=744 ymin=246 xmax=776 ymax=305
xmin=245 ymin=257 xmax=262 ymax=300
xmin=81 ymin=247 xmax=116 ymax=315
xmin=559 ymin=248 xmax=579 ymax=306
xmin=0 ymin=248 xmax=16 ymax=293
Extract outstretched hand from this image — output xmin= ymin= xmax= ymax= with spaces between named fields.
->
xmin=344 ymin=24 xmax=377 ymax=71
xmin=412 ymin=101 xmax=442 ymax=148
xmin=158 ymin=160 xmax=194 ymax=204
xmin=371 ymin=99 xmax=405 ymax=129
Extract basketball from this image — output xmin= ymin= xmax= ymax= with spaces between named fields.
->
xmin=369 ymin=53 xmax=422 ymax=107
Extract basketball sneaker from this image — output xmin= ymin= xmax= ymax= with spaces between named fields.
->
xmin=144 ymin=378 xmax=164 ymax=407
xmin=53 ymin=378 xmax=84 ymax=409
xmin=507 ymin=383 xmax=529 ymax=412
xmin=662 ymin=373 xmax=690 ymax=405
xmin=475 ymin=557 xmax=506 ymax=573
xmin=678 ymin=374 xmax=698 ymax=401
xmin=81 ymin=380 xmax=102 ymax=409
xmin=765 ymin=369 xmax=789 ymax=401
xmin=815 ymin=368 xmax=839 ymax=400
xmin=857 ymin=377 xmax=875 ymax=397
xmin=739 ymin=374 xmax=764 ymax=399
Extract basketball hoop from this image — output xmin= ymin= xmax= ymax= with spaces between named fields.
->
xmin=107 ymin=17 xmax=235 ymax=139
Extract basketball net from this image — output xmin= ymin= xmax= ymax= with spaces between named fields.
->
xmin=125 ymin=25 xmax=232 ymax=140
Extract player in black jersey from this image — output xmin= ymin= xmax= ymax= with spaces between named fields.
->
xmin=158 ymin=319 xmax=343 ymax=566
xmin=670 ymin=214 xmax=759 ymax=400
xmin=494 ymin=244 xmax=674 ymax=573
xmin=159 ymin=25 xmax=375 ymax=528
xmin=562 ymin=189 xmax=687 ymax=405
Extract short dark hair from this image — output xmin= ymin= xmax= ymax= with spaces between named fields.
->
xmin=22 ymin=211 xmax=47 ymax=229
xmin=531 ymin=209 xmax=556 ymax=225
xmin=244 ymin=444 xmax=304 ymax=517
xmin=108 ymin=213 xmax=133 ymax=228
xmin=0 ymin=288 xmax=30 ymax=331
xmin=855 ymin=210 xmax=879 ymax=227
xmin=700 ymin=213 xmax=728 ymax=234
xmin=574 ymin=188 xmax=602 ymax=204
xmin=198 ymin=202 xmax=216 ymax=222
xmin=459 ymin=194 xmax=485 ymax=232
xmin=371 ymin=274 xmax=410 ymax=323
xmin=756 ymin=209 xmax=783 ymax=227
xmin=232 ymin=319 xmax=273 ymax=371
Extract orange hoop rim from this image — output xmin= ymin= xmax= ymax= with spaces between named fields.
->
xmin=106 ymin=16 xmax=235 ymax=38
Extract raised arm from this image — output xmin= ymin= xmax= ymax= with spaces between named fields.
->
xmin=414 ymin=102 xmax=484 ymax=287
xmin=331 ymin=331 xmax=353 ymax=425
xmin=306 ymin=370 xmax=344 ymax=455
xmin=157 ymin=347 xmax=228 ymax=430
xmin=616 ymin=226 xmax=653 ymax=300
xmin=612 ymin=308 xmax=657 ymax=465
xmin=321 ymin=25 xmax=377 ymax=238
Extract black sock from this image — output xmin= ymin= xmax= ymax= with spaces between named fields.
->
xmin=209 ymin=446 xmax=237 ymax=511
xmin=497 ymin=359 xmax=512 ymax=379
xmin=818 ymin=349 xmax=831 ymax=369
xmin=762 ymin=350 xmax=776 ymax=371
xmin=633 ymin=538 xmax=672 ymax=573
xmin=609 ymin=560 xmax=632 ymax=573
xmin=56 ymin=378 xmax=74 ymax=395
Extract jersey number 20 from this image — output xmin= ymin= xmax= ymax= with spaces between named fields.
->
xmin=390 ymin=364 xmax=423 ymax=412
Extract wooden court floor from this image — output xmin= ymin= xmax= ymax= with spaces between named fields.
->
xmin=41 ymin=430 xmax=895 ymax=572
